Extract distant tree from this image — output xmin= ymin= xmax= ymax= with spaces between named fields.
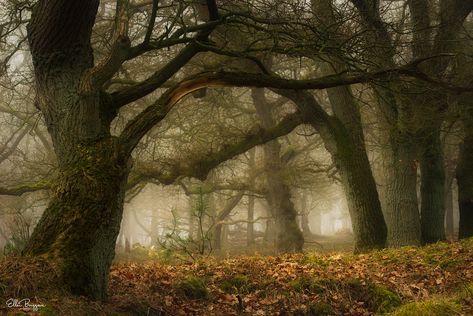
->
xmin=346 ymin=0 xmax=473 ymax=246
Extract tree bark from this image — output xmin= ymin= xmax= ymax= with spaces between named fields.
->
xmin=266 ymin=169 xmax=304 ymax=253
xmin=443 ymin=131 xmax=459 ymax=241
xmin=252 ymin=89 xmax=304 ymax=253
xmin=23 ymin=139 xmax=130 ymax=300
xmin=277 ymin=89 xmax=387 ymax=252
xmin=383 ymin=137 xmax=422 ymax=247
xmin=457 ymin=128 xmax=473 ymax=239
xmin=22 ymin=0 xmax=131 ymax=300
xmin=330 ymin=120 xmax=388 ymax=252
xmin=420 ymin=127 xmax=446 ymax=243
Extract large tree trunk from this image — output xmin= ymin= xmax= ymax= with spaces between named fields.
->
xmin=22 ymin=0 xmax=131 ymax=300
xmin=384 ymin=137 xmax=422 ymax=247
xmin=23 ymin=139 xmax=130 ymax=300
xmin=420 ymin=127 xmax=446 ymax=243
xmin=278 ymin=86 xmax=387 ymax=252
xmin=322 ymin=61 xmax=387 ymax=252
xmin=265 ymin=169 xmax=304 ymax=252
xmin=330 ymin=120 xmax=387 ymax=252
xmin=457 ymin=128 xmax=473 ymax=239
xmin=252 ymin=89 xmax=304 ymax=253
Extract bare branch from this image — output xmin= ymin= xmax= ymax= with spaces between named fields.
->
xmin=141 ymin=0 xmax=159 ymax=48
xmin=119 ymin=54 xmax=472 ymax=158
xmin=80 ymin=0 xmax=131 ymax=90
xmin=0 ymin=181 xmax=51 ymax=196
xmin=124 ymin=112 xmax=304 ymax=184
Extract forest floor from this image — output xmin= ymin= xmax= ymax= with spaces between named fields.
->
xmin=1 ymin=238 xmax=472 ymax=316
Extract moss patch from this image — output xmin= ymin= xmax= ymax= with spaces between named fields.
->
xmin=174 ymin=276 xmax=208 ymax=300
xmin=389 ymin=299 xmax=461 ymax=316
xmin=220 ymin=274 xmax=251 ymax=293
xmin=307 ymin=301 xmax=334 ymax=315
xmin=371 ymin=283 xmax=402 ymax=313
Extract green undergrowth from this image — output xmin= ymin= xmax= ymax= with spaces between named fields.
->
xmin=220 ymin=273 xmax=253 ymax=294
xmin=289 ymin=276 xmax=402 ymax=313
xmin=174 ymin=276 xmax=208 ymax=300
xmin=389 ymin=298 xmax=461 ymax=316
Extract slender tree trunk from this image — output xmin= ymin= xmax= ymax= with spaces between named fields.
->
xmin=212 ymin=193 xmax=243 ymax=252
xmin=445 ymin=183 xmax=454 ymax=240
xmin=264 ymin=217 xmax=276 ymax=245
xmin=247 ymin=148 xmax=256 ymax=246
xmin=299 ymin=190 xmax=314 ymax=238
xmin=247 ymin=194 xmax=255 ymax=246
xmin=188 ymin=203 xmax=195 ymax=240
xmin=214 ymin=224 xmax=223 ymax=251
xmin=457 ymin=131 xmax=473 ymax=239
xmin=420 ymin=127 xmax=446 ymax=243
xmin=443 ymin=133 xmax=459 ymax=241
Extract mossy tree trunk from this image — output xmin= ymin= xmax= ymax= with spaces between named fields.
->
xmin=344 ymin=0 xmax=472 ymax=248
xmin=265 ymin=169 xmax=304 ymax=253
xmin=420 ymin=127 xmax=446 ymax=244
xmin=21 ymin=0 xmax=133 ymax=300
xmin=23 ymin=141 xmax=130 ymax=300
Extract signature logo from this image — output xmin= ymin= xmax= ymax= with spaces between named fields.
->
xmin=6 ymin=298 xmax=45 ymax=312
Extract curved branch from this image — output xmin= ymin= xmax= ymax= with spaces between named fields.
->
xmin=125 ymin=112 xmax=304 ymax=184
xmin=111 ymin=42 xmax=203 ymax=108
xmin=111 ymin=0 xmax=221 ymax=107
xmin=119 ymin=55 xmax=471 ymax=158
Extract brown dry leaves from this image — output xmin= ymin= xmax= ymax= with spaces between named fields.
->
xmin=105 ymin=239 xmax=473 ymax=315
xmin=1 ymin=239 xmax=472 ymax=315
